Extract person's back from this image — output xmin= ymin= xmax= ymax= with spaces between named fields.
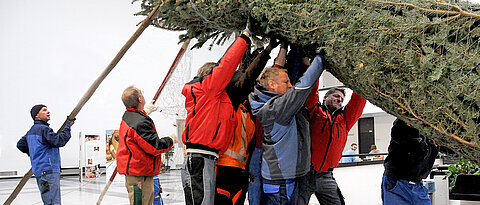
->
xmin=383 ymin=119 xmax=438 ymax=183
xmin=181 ymin=32 xmax=251 ymax=205
xmin=381 ymin=118 xmax=438 ymax=205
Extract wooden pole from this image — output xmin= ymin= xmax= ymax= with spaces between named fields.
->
xmin=96 ymin=167 xmax=118 ymax=205
xmin=4 ymin=5 xmax=162 ymax=205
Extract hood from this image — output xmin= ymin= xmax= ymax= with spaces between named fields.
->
xmin=249 ymin=85 xmax=279 ymax=110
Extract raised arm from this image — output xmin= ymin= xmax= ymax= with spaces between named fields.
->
xmin=269 ymin=55 xmax=325 ymax=125
xmin=42 ymin=126 xmax=72 ymax=148
xmin=228 ymin=40 xmax=278 ymax=107
xmin=202 ymin=34 xmax=251 ymax=95
xmin=343 ymin=92 xmax=367 ymax=131
xmin=274 ymin=42 xmax=287 ymax=68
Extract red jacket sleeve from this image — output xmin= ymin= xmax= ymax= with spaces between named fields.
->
xmin=305 ymin=80 xmax=320 ymax=117
xmin=343 ymin=92 xmax=367 ymax=131
xmin=133 ymin=121 xmax=174 ymax=156
xmin=202 ymin=35 xmax=250 ymax=95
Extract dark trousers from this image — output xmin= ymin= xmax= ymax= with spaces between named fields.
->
xmin=214 ymin=165 xmax=249 ymax=205
xmin=297 ymin=169 xmax=345 ymax=205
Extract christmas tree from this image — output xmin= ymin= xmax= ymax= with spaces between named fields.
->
xmin=134 ymin=0 xmax=480 ymax=164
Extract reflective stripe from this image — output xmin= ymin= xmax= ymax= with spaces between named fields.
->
xmin=224 ymin=109 xmax=248 ymax=162
xmin=217 ymin=188 xmax=231 ymax=198
xmin=224 ymin=149 xmax=246 ymax=162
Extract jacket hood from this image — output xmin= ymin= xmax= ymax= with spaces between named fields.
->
xmin=249 ymin=85 xmax=279 ymax=110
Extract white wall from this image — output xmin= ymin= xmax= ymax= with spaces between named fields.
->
xmin=2 ymin=0 xmax=480 ymax=178
xmin=0 ymin=0 xmax=232 ymax=177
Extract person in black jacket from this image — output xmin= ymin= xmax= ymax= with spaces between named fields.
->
xmin=382 ymin=118 xmax=438 ymax=205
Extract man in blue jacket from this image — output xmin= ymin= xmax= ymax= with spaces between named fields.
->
xmin=17 ymin=104 xmax=75 ymax=205
xmin=248 ymin=55 xmax=325 ymax=204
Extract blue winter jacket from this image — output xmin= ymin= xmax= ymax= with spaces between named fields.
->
xmin=17 ymin=120 xmax=72 ymax=177
xmin=248 ymin=55 xmax=325 ymax=180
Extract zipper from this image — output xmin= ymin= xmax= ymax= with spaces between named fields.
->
xmin=320 ymin=121 xmax=328 ymax=133
xmin=191 ymin=87 xmax=197 ymax=117
xmin=319 ymin=131 xmax=334 ymax=170
xmin=185 ymin=124 xmax=190 ymax=141
xmin=320 ymin=111 xmax=340 ymax=170
xmin=336 ymin=123 xmax=340 ymax=139
xmin=124 ymin=131 xmax=132 ymax=175
xmin=212 ymin=123 xmax=221 ymax=141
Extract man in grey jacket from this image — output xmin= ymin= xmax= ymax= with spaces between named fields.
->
xmin=248 ymin=55 xmax=325 ymax=205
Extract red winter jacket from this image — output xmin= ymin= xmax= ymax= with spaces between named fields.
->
xmin=182 ymin=35 xmax=250 ymax=155
xmin=305 ymin=82 xmax=366 ymax=172
xmin=117 ymin=108 xmax=173 ymax=176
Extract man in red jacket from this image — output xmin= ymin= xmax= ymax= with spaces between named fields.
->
xmin=182 ymin=31 xmax=250 ymax=205
xmin=298 ymin=83 xmax=367 ymax=205
xmin=181 ymin=30 xmax=251 ymax=205
xmin=117 ymin=86 xmax=176 ymax=205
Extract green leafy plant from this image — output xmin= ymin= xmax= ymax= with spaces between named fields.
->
xmin=445 ymin=157 xmax=480 ymax=190
xmin=164 ymin=148 xmax=174 ymax=167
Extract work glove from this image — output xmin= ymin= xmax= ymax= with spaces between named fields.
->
xmin=265 ymin=38 xmax=280 ymax=52
xmin=144 ymin=100 xmax=159 ymax=115
xmin=65 ymin=116 xmax=76 ymax=127
xmin=168 ymin=134 xmax=178 ymax=144
xmin=244 ymin=16 xmax=254 ymax=37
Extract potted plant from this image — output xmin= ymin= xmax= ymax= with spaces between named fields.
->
xmin=446 ymin=157 xmax=480 ymax=201
xmin=164 ymin=148 xmax=174 ymax=172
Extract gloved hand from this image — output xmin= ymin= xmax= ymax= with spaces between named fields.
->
xmin=265 ymin=38 xmax=280 ymax=52
xmin=144 ymin=100 xmax=159 ymax=115
xmin=168 ymin=134 xmax=178 ymax=144
xmin=280 ymin=41 xmax=289 ymax=49
xmin=65 ymin=116 xmax=76 ymax=127
xmin=243 ymin=16 xmax=253 ymax=37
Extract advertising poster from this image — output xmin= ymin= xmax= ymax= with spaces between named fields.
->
xmin=105 ymin=129 xmax=121 ymax=182
xmin=85 ymin=135 xmax=100 ymax=179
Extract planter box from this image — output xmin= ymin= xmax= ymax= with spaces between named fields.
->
xmin=450 ymin=174 xmax=480 ymax=201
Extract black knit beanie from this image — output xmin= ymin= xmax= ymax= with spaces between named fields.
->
xmin=30 ymin=104 xmax=46 ymax=120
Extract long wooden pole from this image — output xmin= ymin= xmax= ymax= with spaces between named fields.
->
xmin=4 ymin=5 xmax=162 ymax=205
xmin=96 ymin=37 xmax=191 ymax=205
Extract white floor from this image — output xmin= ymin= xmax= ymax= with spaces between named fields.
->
xmin=1 ymin=164 xmax=478 ymax=205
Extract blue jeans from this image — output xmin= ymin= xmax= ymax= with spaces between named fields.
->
xmin=35 ymin=172 xmax=61 ymax=205
xmin=263 ymin=178 xmax=297 ymax=205
xmin=381 ymin=175 xmax=431 ymax=205
xmin=248 ymin=147 xmax=262 ymax=205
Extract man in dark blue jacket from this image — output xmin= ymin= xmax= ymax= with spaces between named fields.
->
xmin=17 ymin=104 xmax=75 ymax=205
